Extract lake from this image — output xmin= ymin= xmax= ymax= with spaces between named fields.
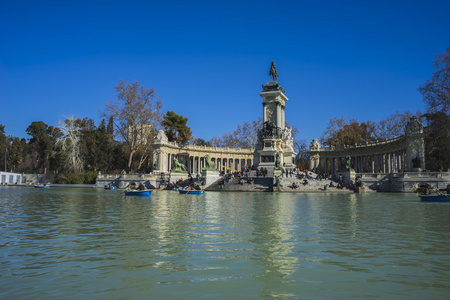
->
xmin=1 ymin=187 xmax=449 ymax=299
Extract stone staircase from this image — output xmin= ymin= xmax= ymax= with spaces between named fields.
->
xmin=276 ymin=176 xmax=335 ymax=192
xmin=205 ymin=176 xmax=273 ymax=192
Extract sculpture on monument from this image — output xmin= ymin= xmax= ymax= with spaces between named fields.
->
xmin=171 ymin=158 xmax=187 ymax=173
xmin=274 ymin=152 xmax=282 ymax=170
xmin=269 ymin=61 xmax=278 ymax=81
xmin=345 ymin=155 xmax=352 ymax=170
xmin=339 ymin=155 xmax=355 ymax=172
xmin=202 ymin=154 xmax=217 ymax=171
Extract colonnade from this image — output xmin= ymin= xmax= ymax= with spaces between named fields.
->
xmin=316 ymin=150 xmax=407 ymax=174
xmin=162 ymin=153 xmax=253 ymax=174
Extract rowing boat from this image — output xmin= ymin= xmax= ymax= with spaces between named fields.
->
xmin=125 ymin=190 xmax=152 ymax=196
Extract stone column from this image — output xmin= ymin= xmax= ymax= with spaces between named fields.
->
xmin=276 ymin=103 xmax=282 ymax=128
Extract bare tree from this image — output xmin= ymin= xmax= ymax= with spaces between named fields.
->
xmin=375 ymin=110 xmax=422 ymax=140
xmin=102 ymin=80 xmax=163 ymax=172
xmin=57 ymin=116 xmax=83 ymax=173
xmin=418 ymin=47 xmax=450 ymax=114
xmin=209 ymin=117 xmax=263 ymax=149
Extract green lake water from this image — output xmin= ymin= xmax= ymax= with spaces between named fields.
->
xmin=1 ymin=187 xmax=449 ymax=299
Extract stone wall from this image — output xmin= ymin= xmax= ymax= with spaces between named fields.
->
xmin=359 ymin=172 xmax=450 ymax=192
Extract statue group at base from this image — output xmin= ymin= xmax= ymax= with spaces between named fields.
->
xmin=171 ymin=158 xmax=187 ymax=173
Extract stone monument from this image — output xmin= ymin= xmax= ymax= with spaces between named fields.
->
xmin=338 ymin=155 xmax=356 ymax=186
xmin=201 ymin=154 xmax=220 ymax=187
xmin=254 ymin=61 xmax=296 ymax=172
xmin=405 ymin=116 xmax=425 ymax=171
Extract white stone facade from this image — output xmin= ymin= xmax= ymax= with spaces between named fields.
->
xmin=152 ymin=129 xmax=254 ymax=174
xmin=308 ymin=117 xmax=426 ymax=174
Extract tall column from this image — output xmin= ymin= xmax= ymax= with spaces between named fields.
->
xmin=276 ymin=103 xmax=282 ymax=128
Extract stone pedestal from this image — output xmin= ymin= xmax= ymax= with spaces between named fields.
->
xmin=168 ymin=172 xmax=189 ymax=185
xmin=354 ymin=186 xmax=366 ymax=193
xmin=202 ymin=170 xmax=220 ymax=188
xmin=273 ymin=169 xmax=283 ymax=178
xmin=340 ymin=169 xmax=356 ymax=186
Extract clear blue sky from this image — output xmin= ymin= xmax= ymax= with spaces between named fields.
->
xmin=1 ymin=0 xmax=449 ymax=143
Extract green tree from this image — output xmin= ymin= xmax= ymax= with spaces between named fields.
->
xmin=422 ymin=112 xmax=450 ymax=171
xmin=193 ymin=138 xmax=210 ymax=146
xmin=26 ymin=121 xmax=61 ymax=173
xmin=418 ymin=47 xmax=450 ymax=114
xmin=162 ymin=111 xmax=192 ymax=144
xmin=102 ymin=80 xmax=163 ymax=172
xmin=0 ymin=125 xmax=7 ymax=171
xmin=6 ymin=137 xmax=23 ymax=171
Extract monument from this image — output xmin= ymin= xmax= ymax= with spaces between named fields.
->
xmin=254 ymin=61 xmax=296 ymax=173
xmin=201 ymin=154 xmax=220 ymax=187
xmin=338 ymin=155 xmax=356 ymax=186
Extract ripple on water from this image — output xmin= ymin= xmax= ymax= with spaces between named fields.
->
xmin=1 ymin=189 xmax=450 ymax=299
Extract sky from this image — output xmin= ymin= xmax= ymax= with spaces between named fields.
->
xmin=1 ymin=0 xmax=449 ymax=144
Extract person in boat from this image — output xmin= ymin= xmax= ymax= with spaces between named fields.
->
xmin=138 ymin=183 xmax=145 ymax=190
xmin=438 ymin=184 xmax=450 ymax=194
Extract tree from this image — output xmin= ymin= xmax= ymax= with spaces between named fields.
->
xmin=418 ymin=47 xmax=450 ymax=114
xmin=57 ymin=116 xmax=84 ymax=173
xmin=162 ymin=111 xmax=192 ymax=144
xmin=376 ymin=110 xmax=422 ymax=140
xmin=26 ymin=121 xmax=61 ymax=173
xmin=0 ymin=125 xmax=7 ymax=171
xmin=208 ymin=117 xmax=263 ymax=149
xmin=320 ymin=117 xmax=377 ymax=147
xmin=102 ymin=80 xmax=163 ymax=172
xmin=193 ymin=138 xmax=210 ymax=146
xmin=6 ymin=137 xmax=24 ymax=171
xmin=422 ymin=112 xmax=450 ymax=171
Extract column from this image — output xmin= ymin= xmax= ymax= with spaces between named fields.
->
xmin=276 ymin=103 xmax=282 ymax=128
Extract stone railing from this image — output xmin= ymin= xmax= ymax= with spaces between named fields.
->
xmin=315 ymin=136 xmax=405 ymax=152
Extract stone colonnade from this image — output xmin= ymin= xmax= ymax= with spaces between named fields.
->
xmin=311 ymin=144 xmax=407 ymax=174
xmin=308 ymin=117 xmax=425 ymax=175
xmin=152 ymin=141 xmax=254 ymax=174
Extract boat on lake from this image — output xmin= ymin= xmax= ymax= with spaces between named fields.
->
xmin=179 ymin=189 xmax=204 ymax=195
xmin=104 ymin=186 xmax=117 ymax=190
xmin=0 ymin=184 xmax=8 ymax=187
xmin=34 ymin=185 xmax=50 ymax=189
xmin=125 ymin=190 xmax=152 ymax=196
xmin=420 ymin=194 xmax=450 ymax=202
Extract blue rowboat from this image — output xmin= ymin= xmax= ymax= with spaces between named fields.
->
xmin=420 ymin=194 xmax=450 ymax=202
xmin=104 ymin=186 xmax=117 ymax=190
xmin=34 ymin=185 xmax=50 ymax=189
xmin=125 ymin=190 xmax=152 ymax=196
xmin=0 ymin=184 xmax=8 ymax=187
xmin=179 ymin=190 xmax=204 ymax=195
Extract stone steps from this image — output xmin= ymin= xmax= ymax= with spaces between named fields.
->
xmin=206 ymin=177 xmax=273 ymax=192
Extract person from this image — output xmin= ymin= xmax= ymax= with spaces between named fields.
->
xmin=138 ymin=183 xmax=145 ymax=190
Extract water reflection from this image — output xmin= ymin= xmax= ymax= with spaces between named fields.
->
xmin=1 ymin=188 xmax=450 ymax=299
